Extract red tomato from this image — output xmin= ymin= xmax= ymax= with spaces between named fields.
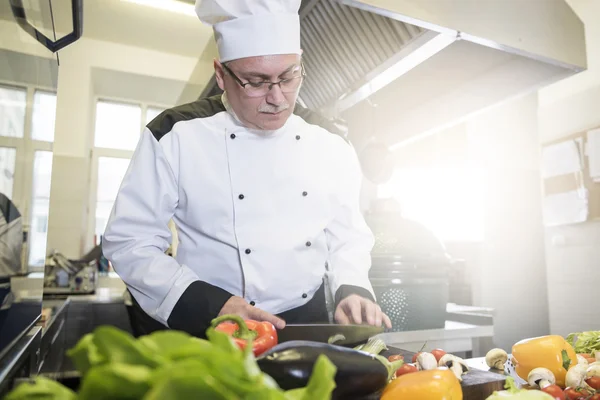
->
xmin=589 ymin=394 xmax=600 ymax=400
xmin=541 ymin=385 xmax=566 ymax=400
xmin=395 ymin=363 xmax=418 ymax=377
xmin=388 ymin=355 xmax=404 ymax=362
xmin=586 ymin=376 xmax=600 ymax=390
xmin=411 ymin=352 xmax=422 ymax=363
xmin=431 ymin=349 xmax=447 ymax=362
xmin=564 ymin=387 xmax=592 ymax=400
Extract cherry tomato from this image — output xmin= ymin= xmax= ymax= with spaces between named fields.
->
xmin=541 ymin=385 xmax=566 ymax=400
xmin=411 ymin=352 xmax=422 ymax=363
xmin=589 ymin=394 xmax=600 ymax=400
xmin=564 ymin=387 xmax=592 ymax=400
xmin=586 ymin=376 xmax=600 ymax=390
xmin=431 ymin=349 xmax=447 ymax=362
xmin=388 ymin=355 xmax=404 ymax=362
xmin=395 ymin=363 xmax=418 ymax=377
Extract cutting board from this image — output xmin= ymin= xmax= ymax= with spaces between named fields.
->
xmin=376 ymin=347 xmax=507 ymax=400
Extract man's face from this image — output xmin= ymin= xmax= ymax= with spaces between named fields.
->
xmin=214 ymin=54 xmax=303 ymax=131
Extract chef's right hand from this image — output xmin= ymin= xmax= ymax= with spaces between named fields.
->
xmin=218 ymin=296 xmax=286 ymax=329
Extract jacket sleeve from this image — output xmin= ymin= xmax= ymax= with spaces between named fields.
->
xmin=102 ymin=129 xmax=232 ymax=332
xmin=325 ymin=140 xmax=376 ymax=305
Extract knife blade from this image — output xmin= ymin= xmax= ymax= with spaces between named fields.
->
xmin=276 ymin=324 xmax=384 ymax=346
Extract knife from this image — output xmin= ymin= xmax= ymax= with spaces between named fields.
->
xmin=276 ymin=324 xmax=384 ymax=347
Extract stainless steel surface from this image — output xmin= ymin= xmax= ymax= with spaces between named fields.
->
xmin=0 ymin=326 xmax=42 ymax=395
xmin=277 ymin=323 xmax=384 ymax=346
xmin=298 ymin=0 xmax=425 ymax=111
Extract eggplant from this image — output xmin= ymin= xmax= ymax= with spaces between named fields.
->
xmin=257 ymin=341 xmax=396 ymax=399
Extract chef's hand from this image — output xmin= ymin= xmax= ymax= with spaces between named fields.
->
xmin=218 ymin=296 xmax=286 ymax=329
xmin=335 ymin=294 xmax=392 ymax=329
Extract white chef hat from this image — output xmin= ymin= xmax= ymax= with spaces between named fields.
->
xmin=195 ymin=0 xmax=302 ymax=63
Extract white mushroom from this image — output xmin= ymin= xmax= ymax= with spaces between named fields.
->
xmin=527 ymin=367 xmax=556 ymax=389
xmin=438 ymin=354 xmax=455 ymax=368
xmin=448 ymin=361 xmax=465 ymax=382
xmin=577 ymin=354 xmax=590 ymax=367
xmin=438 ymin=353 xmax=470 ymax=380
xmin=566 ymin=364 xmax=593 ymax=390
xmin=485 ymin=348 xmax=508 ymax=370
xmin=587 ymin=363 xmax=600 ymax=378
xmin=416 ymin=352 xmax=438 ymax=371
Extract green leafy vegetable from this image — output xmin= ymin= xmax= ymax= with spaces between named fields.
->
xmin=4 ymin=377 xmax=77 ymax=400
xmin=65 ymin=334 xmax=106 ymax=375
xmin=78 ymin=364 xmax=152 ymax=400
xmin=6 ymin=317 xmax=337 ymax=400
xmin=92 ymin=326 xmax=163 ymax=368
xmin=144 ymin=360 xmax=238 ymax=400
xmin=566 ymin=331 xmax=600 ymax=356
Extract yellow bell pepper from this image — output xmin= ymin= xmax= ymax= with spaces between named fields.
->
xmin=511 ymin=335 xmax=578 ymax=387
xmin=381 ymin=368 xmax=463 ymax=400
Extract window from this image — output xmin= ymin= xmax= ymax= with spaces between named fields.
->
xmin=90 ymin=100 xmax=169 ymax=243
xmin=378 ymin=165 xmax=485 ymax=242
xmin=94 ymin=100 xmax=142 ymax=151
xmin=0 ymin=83 xmax=56 ymax=270
xmin=31 ymin=91 xmax=58 ymax=142
xmin=29 ymin=151 xmax=53 ymax=267
xmin=0 ymin=147 xmax=17 ymax=199
xmin=0 ymin=85 xmax=26 ymax=138
xmin=95 ymin=157 xmax=131 ymax=239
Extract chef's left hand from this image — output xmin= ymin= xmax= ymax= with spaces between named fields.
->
xmin=334 ymin=294 xmax=392 ymax=328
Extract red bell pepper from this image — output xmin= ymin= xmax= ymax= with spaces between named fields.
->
xmin=211 ymin=314 xmax=278 ymax=356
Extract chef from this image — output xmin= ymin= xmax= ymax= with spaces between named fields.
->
xmin=102 ymin=0 xmax=392 ymax=338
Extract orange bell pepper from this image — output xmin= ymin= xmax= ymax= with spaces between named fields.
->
xmin=212 ymin=314 xmax=278 ymax=356
xmin=381 ymin=368 xmax=463 ymax=400
xmin=512 ymin=335 xmax=578 ymax=387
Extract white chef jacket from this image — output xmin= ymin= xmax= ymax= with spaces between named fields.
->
xmin=102 ymin=95 xmax=375 ymax=327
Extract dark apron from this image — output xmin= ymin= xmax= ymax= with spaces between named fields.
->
xmin=127 ymin=282 xmax=329 ymax=338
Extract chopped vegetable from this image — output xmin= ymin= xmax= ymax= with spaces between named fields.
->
xmin=327 ymin=334 xmax=346 ymax=345
xmin=512 ymin=335 xmax=578 ymax=387
xmin=566 ymin=331 xmax=600 ymax=356
xmin=485 ymin=377 xmax=555 ymax=399
xmin=213 ymin=314 xmax=278 ymax=356
xmin=381 ymin=368 xmax=463 ymax=400
xmin=356 ymin=337 xmax=388 ymax=355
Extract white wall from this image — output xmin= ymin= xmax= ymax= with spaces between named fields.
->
xmin=467 ymin=93 xmax=549 ymax=350
xmin=536 ymin=0 xmax=600 ymax=336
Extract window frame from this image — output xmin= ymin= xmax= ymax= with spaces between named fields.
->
xmin=0 ymin=80 xmax=56 ymax=272
xmin=87 ymin=95 xmax=170 ymax=248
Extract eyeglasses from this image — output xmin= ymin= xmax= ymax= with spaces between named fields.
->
xmin=222 ymin=63 xmax=305 ymax=97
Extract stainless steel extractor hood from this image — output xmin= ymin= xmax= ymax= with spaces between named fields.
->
xmin=200 ymin=0 xmax=586 ymax=145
